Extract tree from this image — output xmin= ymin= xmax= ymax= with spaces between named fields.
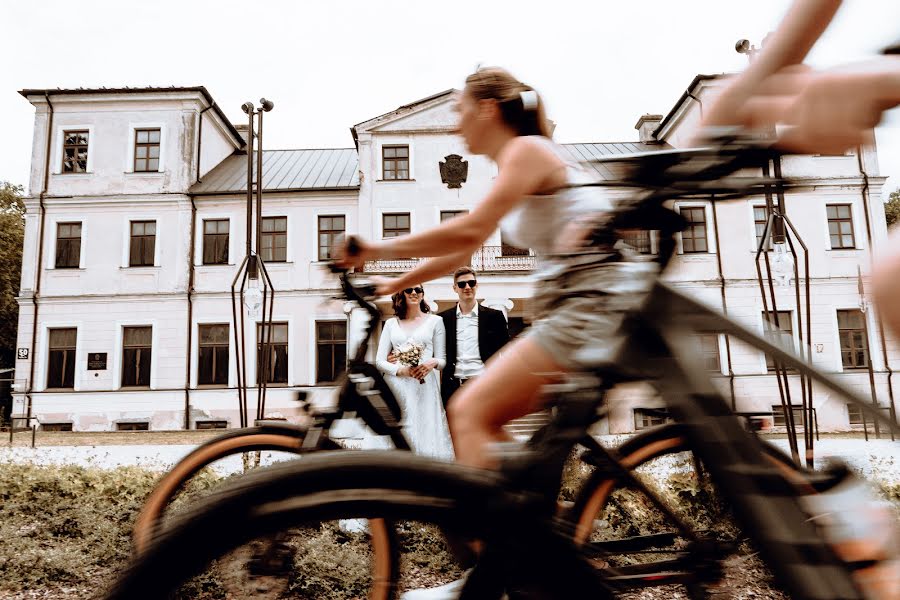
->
xmin=0 ymin=182 xmax=25 ymax=368
xmin=887 ymin=188 xmax=900 ymax=229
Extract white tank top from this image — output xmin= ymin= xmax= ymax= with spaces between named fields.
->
xmin=499 ymin=136 xmax=614 ymax=277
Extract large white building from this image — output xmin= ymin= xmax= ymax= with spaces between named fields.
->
xmin=10 ymin=78 xmax=899 ymax=433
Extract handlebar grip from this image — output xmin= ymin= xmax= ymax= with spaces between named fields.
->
xmin=346 ymin=235 xmax=362 ymax=257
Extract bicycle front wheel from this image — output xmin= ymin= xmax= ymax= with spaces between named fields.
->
xmin=110 ymin=451 xmax=507 ymax=600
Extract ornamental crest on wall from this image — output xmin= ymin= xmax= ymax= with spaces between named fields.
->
xmin=439 ymin=154 xmax=468 ymax=189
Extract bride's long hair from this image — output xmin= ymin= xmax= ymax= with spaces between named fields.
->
xmin=391 ymin=286 xmax=431 ymax=320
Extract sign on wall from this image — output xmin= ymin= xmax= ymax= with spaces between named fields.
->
xmin=16 ymin=348 xmax=28 ymax=360
xmin=88 ymin=353 xmax=107 ymax=370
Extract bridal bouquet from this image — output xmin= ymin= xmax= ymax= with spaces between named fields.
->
xmin=395 ymin=341 xmax=426 ymax=384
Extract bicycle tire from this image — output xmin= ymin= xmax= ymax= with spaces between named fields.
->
xmin=133 ymin=424 xmax=340 ymax=554
xmin=566 ymin=423 xmax=822 ymax=596
xmin=130 ymin=427 xmax=400 ymax=600
xmin=107 ymin=451 xmax=601 ymax=600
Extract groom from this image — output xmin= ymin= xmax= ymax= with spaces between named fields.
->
xmin=439 ymin=266 xmax=510 ymax=409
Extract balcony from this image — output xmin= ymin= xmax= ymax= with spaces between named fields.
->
xmin=362 ymin=245 xmax=535 ymax=274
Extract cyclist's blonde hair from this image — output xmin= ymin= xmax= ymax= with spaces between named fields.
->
xmin=465 ymin=67 xmax=552 ymax=138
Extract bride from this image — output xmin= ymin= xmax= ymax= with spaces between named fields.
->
xmin=375 ymin=284 xmax=454 ymax=460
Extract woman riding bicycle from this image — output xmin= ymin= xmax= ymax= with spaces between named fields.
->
xmin=336 ymin=67 xmax=656 ymax=472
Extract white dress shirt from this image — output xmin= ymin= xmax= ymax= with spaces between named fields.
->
xmin=454 ymin=303 xmax=484 ymax=379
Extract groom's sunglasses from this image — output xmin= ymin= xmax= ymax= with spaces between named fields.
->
xmin=455 ymin=280 xmax=477 ymax=289
xmin=404 ymin=287 xmax=424 ymax=295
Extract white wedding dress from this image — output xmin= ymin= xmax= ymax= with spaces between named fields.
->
xmin=373 ymin=314 xmax=455 ymax=460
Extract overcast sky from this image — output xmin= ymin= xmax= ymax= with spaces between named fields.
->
xmin=3 ymin=0 xmax=899 ymax=199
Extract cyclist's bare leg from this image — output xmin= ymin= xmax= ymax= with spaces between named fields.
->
xmin=872 ymin=228 xmax=900 ymax=338
xmin=447 ymin=336 xmax=565 ymax=470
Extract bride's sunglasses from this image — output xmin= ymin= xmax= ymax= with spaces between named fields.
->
xmin=455 ymin=280 xmax=477 ymax=289
xmin=404 ymin=287 xmax=424 ymax=295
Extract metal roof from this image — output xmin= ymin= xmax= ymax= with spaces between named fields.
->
xmin=190 ymin=149 xmax=360 ymax=195
xmin=560 ymin=142 xmax=669 ymax=180
xmin=18 ymin=86 xmax=244 ymax=148
xmin=189 ymin=141 xmax=665 ymax=195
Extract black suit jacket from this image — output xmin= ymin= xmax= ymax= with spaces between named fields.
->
xmin=439 ymin=304 xmax=510 ymax=407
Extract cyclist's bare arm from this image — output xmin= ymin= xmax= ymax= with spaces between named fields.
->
xmin=702 ymin=0 xmax=900 ymax=155
xmin=703 ymin=0 xmax=843 ymax=128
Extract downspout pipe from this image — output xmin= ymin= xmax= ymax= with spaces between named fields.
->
xmin=857 ymin=146 xmax=896 ymax=428
xmin=26 ymin=93 xmax=53 ymax=424
xmin=710 ymin=195 xmax=736 ymax=409
xmin=184 ymin=195 xmax=197 ymax=430
xmin=183 ymin=105 xmax=211 ymax=429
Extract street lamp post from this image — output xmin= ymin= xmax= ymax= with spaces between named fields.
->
xmin=230 ymin=98 xmax=276 ymax=428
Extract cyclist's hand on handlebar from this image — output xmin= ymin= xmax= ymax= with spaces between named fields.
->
xmin=332 ymin=235 xmax=378 ymax=270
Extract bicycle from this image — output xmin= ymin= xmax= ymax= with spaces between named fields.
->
xmin=111 ymin=132 xmax=900 ymax=600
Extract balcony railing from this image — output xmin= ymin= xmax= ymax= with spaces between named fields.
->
xmin=362 ymin=245 xmax=535 ymax=274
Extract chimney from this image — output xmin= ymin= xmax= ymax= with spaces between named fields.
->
xmin=234 ymin=123 xmax=255 ymax=144
xmin=634 ymin=114 xmax=663 ymax=143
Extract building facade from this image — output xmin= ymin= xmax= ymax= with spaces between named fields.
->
xmin=11 ymin=79 xmax=899 ymax=433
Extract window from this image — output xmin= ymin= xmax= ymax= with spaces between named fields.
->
xmin=753 ymin=205 xmax=772 ymax=250
xmin=847 ymin=403 xmax=863 ymax=426
xmin=382 ymin=213 xmax=410 ymax=238
xmin=318 ymin=215 xmax=345 ymax=261
xmin=620 ymin=229 xmax=652 ymax=254
xmin=198 ymin=324 xmax=229 ymax=385
xmin=133 ymin=128 xmax=161 ymax=172
xmin=62 ymin=130 xmax=89 ymax=173
xmin=837 ymin=309 xmax=869 ymax=369
xmin=763 ymin=311 xmax=793 ymax=371
xmin=440 ymin=210 xmax=468 ymax=222
xmin=41 ymin=423 xmax=73 ymax=432
xmin=55 ymin=222 xmax=82 ymax=268
xmin=826 ymin=204 xmax=855 ymax=249
xmin=122 ymin=326 xmax=152 ymax=387
xmin=634 ymin=408 xmax=671 ymax=430
xmin=679 ymin=206 xmax=708 ymax=253
xmin=257 ymin=322 xmax=288 ymax=384
xmin=382 ymin=145 xmax=410 ymax=180
xmin=697 ymin=334 xmax=720 ymax=373
xmin=260 ymin=216 xmax=287 ymax=263
xmin=771 ymin=405 xmax=803 ymax=428
xmin=47 ymin=328 xmax=77 ymax=389
xmin=117 ymin=422 xmax=149 ymax=431
xmin=196 ymin=420 xmax=228 ymax=430
xmin=129 ymin=221 xmax=156 ymax=267
xmin=202 ymin=219 xmax=229 ymax=265
xmin=316 ymin=321 xmax=347 ymax=384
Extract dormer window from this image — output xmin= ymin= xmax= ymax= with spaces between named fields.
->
xmin=382 ymin=145 xmax=409 ymax=180
xmin=62 ymin=130 xmax=89 ymax=173
xmin=134 ymin=128 xmax=161 ymax=172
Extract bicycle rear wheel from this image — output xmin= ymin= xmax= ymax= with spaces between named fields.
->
xmin=566 ymin=423 xmax=815 ymax=597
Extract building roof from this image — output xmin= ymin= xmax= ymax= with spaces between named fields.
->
xmin=189 ymin=141 xmax=664 ymax=195
xmin=652 ymin=74 xmax=722 ymax=139
xmin=18 ymin=86 xmax=244 ymax=148
xmin=561 ymin=142 xmax=670 ymax=179
xmin=190 ymin=148 xmax=360 ymax=195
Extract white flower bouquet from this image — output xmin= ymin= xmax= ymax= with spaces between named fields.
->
xmin=395 ymin=341 xmax=426 ymax=384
